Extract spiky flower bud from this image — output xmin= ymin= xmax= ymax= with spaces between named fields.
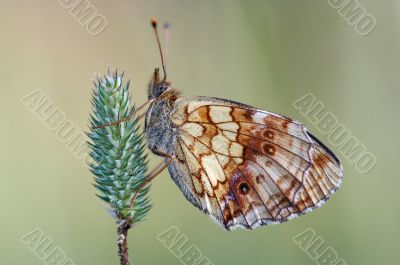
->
xmin=88 ymin=70 xmax=151 ymax=224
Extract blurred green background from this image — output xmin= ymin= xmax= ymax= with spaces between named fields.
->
xmin=1 ymin=0 xmax=399 ymax=264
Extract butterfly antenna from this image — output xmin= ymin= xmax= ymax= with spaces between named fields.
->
xmin=151 ymin=18 xmax=167 ymax=81
xmin=163 ymin=22 xmax=171 ymax=73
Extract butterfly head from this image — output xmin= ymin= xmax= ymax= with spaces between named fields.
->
xmin=148 ymin=81 xmax=171 ymax=99
xmin=147 ymin=68 xmax=173 ymax=99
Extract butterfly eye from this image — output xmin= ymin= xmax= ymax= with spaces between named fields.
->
xmin=153 ymin=83 xmax=169 ymax=97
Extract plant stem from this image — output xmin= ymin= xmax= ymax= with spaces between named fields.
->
xmin=117 ymin=220 xmax=131 ymax=265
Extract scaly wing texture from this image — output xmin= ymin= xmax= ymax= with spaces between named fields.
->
xmin=167 ymin=97 xmax=343 ymax=230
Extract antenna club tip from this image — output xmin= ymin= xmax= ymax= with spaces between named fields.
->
xmin=151 ymin=18 xmax=158 ymax=28
xmin=164 ymin=22 xmax=171 ymax=29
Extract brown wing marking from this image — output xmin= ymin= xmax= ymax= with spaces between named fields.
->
xmin=187 ymin=106 xmax=342 ymax=200
xmin=177 ymin=139 xmax=230 ymax=225
xmin=175 ymin=102 xmax=343 ymax=230
xmin=239 ymin=146 xmax=314 ymax=216
xmin=178 ymin=137 xmax=250 ymax=229
xmin=179 ymin=127 xmax=268 ymax=228
xmin=187 ymin=105 xmax=309 ymax=141
xmin=179 ymin=127 xmax=311 ymax=228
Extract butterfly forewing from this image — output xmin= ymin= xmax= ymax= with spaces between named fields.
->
xmin=164 ymin=96 xmax=343 ymax=230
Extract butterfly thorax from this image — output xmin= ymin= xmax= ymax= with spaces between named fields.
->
xmin=145 ymin=92 xmax=179 ymax=156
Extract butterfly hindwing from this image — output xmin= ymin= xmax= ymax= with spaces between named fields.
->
xmin=166 ymin=96 xmax=343 ymax=230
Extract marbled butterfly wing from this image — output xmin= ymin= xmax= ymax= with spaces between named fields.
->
xmin=165 ymin=96 xmax=343 ymax=230
xmin=144 ymin=19 xmax=342 ymax=231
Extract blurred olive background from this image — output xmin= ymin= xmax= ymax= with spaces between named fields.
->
xmin=1 ymin=0 xmax=399 ymax=264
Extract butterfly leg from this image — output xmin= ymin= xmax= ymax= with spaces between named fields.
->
xmin=129 ymin=152 xmax=175 ymax=208
xmin=93 ymin=99 xmax=154 ymax=129
xmin=144 ymin=150 xmax=176 ymax=182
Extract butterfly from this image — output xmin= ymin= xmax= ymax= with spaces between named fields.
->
xmin=143 ymin=20 xmax=342 ymax=231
